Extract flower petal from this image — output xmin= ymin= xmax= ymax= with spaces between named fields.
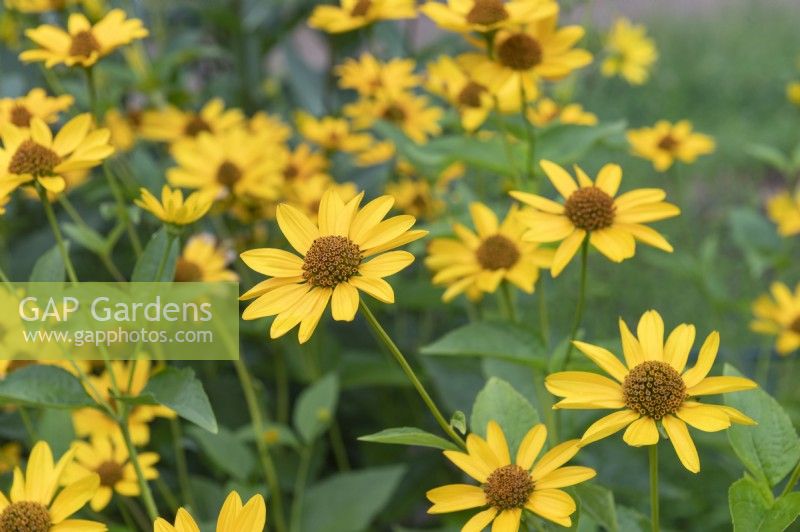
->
xmin=572 ymin=341 xmax=629 ymax=382
xmin=581 ymin=410 xmax=640 ymax=445
xmin=622 ymin=417 xmax=659 ymax=447
xmin=426 ymin=484 xmax=486 ymax=514
xmin=662 ymin=415 xmax=700 ymax=473
xmin=681 ymin=331 xmax=720 ymax=388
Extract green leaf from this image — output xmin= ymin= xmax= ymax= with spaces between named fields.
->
xmin=574 ymin=483 xmax=619 ymax=532
xmin=420 ymin=321 xmax=545 ymax=368
xmin=728 ymin=208 xmax=782 ymax=278
xmin=470 ymin=377 xmax=539 ymax=456
xmin=293 ymin=373 xmax=339 ymax=443
xmin=534 ymin=121 xmax=627 ymax=167
xmin=450 ymin=410 xmax=467 ymax=435
xmin=188 ymin=425 xmax=255 ymax=481
xmin=724 ymin=364 xmax=800 ymax=487
xmin=35 ymin=409 xmax=77 ymax=457
xmin=29 ymin=243 xmax=66 ymax=282
xmin=142 ymin=367 xmax=218 ymax=433
xmin=729 ymin=476 xmax=800 ymax=531
xmin=300 ymin=466 xmax=406 ymax=532
xmin=131 ymin=227 xmax=179 ymax=282
xmin=358 ymin=427 xmax=459 ymax=451
xmin=747 ymin=143 xmax=790 ymax=173
xmin=62 ymin=223 xmax=108 ymax=254
xmin=0 ymin=366 xmax=94 ymax=409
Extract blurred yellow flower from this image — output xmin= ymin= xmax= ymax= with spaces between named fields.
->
xmin=354 ymin=139 xmax=396 ymax=166
xmin=420 ymin=0 xmax=557 ymax=34
xmin=426 ymin=55 xmax=494 ymax=131
xmin=345 ymin=92 xmax=443 ymax=144
xmin=284 ymin=174 xmax=359 ymax=222
xmin=527 ymin=98 xmax=597 ymax=127
xmin=0 ymin=441 xmax=104 ymax=531
xmin=154 ymin=491 xmax=266 ymax=532
xmin=511 ymin=160 xmax=679 ymax=276
xmin=63 ymin=435 xmax=159 ymax=511
xmin=20 ymin=9 xmax=148 ymax=68
xmin=0 ymin=113 xmax=114 ymax=195
xmin=767 ymin=189 xmax=800 ymax=236
xmin=601 ymin=18 xmax=658 ymax=85
xmin=295 ymin=112 xmax=373 ymax=152
xmin=175 ymin=234 xmax=238 ymax=282
xmin=135 ymin=185 xmax=213 ymax=226
xmin=385 ymin=174 xmax=444 ymax=219
xmin=0 ymin=442 xmax=21 ymax=475
xmin=248 ymin=111 xmax=293 ymax=145
xmin=281 ymin=143 xmax=329 ymax=184
xmin=308 ymin=0 xmax=416 ymax=33
xmin=336 ymin=53 xmax=420 ymax=97
xmin=140 ymin=99 xmax=244 ymax=145
xmin=787 ymin=82 xmax=800 ymax=106
xmin=427 ymin=421 xmax=594 ymax=528
xmin=751 ymin=281 xmax=800 ymax=355
xmin=426 ymin=202 xmax=553 ymax=302
xmin=0 ymin=89 xmax=73 ymax=129
xmin=105 ymin=108 xmax=141 ymax=152
xmin=627 ymin=120 xmax=715 ymax=172
xmin=546 ymin=309 xmax=757 ymax=473
xmin=4 ymin=0 xmax=76 ymax=12
xmin=240 ymin=188 xmax=426 ymax=343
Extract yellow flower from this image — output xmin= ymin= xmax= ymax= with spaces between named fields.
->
xmin=139 ymin=99 xmax=244 ymax=145
xmin=4 ymin=0 xmax=76 ymax=13
xmin=73 ymin=359 xmax=175 ymax=445
xmin=767 ymin=189 xmax=800 ymax=237
xmin=166 ymin=128 xmax=285 ymax=202
xmin=345 ymin=92 xmax=443 ymax=144
xmin=461 ymin=14 xmax=592 ymax=112
xmin=426 ymin=203 xmax=553 ymax=302
xmin=105 ymin=108 xmax=141 ymax=152
xmin=427 ymin=421 xmax=595 ymax=528
xmin=547 ymin=310 xmax=758 ymax=473
xmin=601 ymin=18 xmax=658 ymax=85
xmin=420 ymin=0 xmax=557 ymax=34
xmin=249 ymin=111 xmax=292 ymax=145
xmin=175 ymin=234 xmax=238 ymax=282
xmin=20 ymin=9 xmax=148 ymax=68
xmin=240 ymin=188 xmax=427 ymax=343
xmin=62 ymin=435 xmax=159 ymax=511
xmin=308 ymin=0 xmax=416 ymax=33
xmin=295 ymin=111 xmax=373 ymax=152
xmin=788 ymin=82 xmax=800 ymax=106
xmin=510 ymin=160 xmax=679 ymax=276
xmin=0 ymin=442 xmax=21 ymax=475
xmin=385 ymin=175 xmax=444 ymax=220
xmin=354 ymin=139 xmax=396 ymax=166
xmin=281 ymin=143 xmax=329 ymax=184
xmin=426 ymin=55 xmax=494 ymax=131
xmin=336 ymin=53 xmax=421 ymax=97
xmin=751 ymin=281 xmax=800 ymax=355
xmin=283 ymin=175 xmax=359 ymax=223
xmin=627 ymin=120 xmax=715 ymax=172
xmin=0 ymin=89 xmax=74 ymax=129
xmin=526 ymin=98 xmax=597 ymax=127
xmin=0 ymin=441 xmax=105 ymax=531
xmin=154 ymin=491 xmax=266 ymax=532
xmin=135 ymin=185 xmax=213 ymax=226
xmin=0 ymin=113 xmax=114 ymax=195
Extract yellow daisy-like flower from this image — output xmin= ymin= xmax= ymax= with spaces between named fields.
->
xmin=0 ymin=113 xmax=114 ymax=195
xmin=526 ymin=98 xmax=597 ymax=127
xmin=20 ymin=9 xmax=148 ymax=68
xmin=4 ymin=0 xmax=75 ymax=12
xmin=546 ymin=309 xmax=758 ymax=473
xmin=510 ymin=160 xmax=679 ymax=276
xmin=420 ymin=0 xmax=557 ymax=34
xmin=0 ymin=88 xmax=73 ymax=129
xmin=787 ymin=81 xmax=800 ymax=106
xmin=167 ymin=128 xmax=285 ymax=201
xmin=134 ymin=185 xmax=213 ymax=227
xmin=281 ymin=143 xmax=329 ymax=184
xmin=308 ymin=0 xmax=416 ymax=33
xmin=62 ymin=435 xmax=159 ymax=511
xmin=426 ymin=55 xmax=495 ymax=132
xmin=154 ymin=491 xmax=266 ymax=532
xmin=283 ymin=175 xmax=359 ymax=223
xmin=240 ymin=188 xmax=427 ymax=343
xmin=174 ymin=233 xmax=238 ymax=282
xmin=601 ymin=18 xmax=658 ymax=85
xmin=426 ymin=203 xmax=553 ymax=302
xmin=345 ymin=92 xmax=443 ymax=144
xmin=249 ymin=111 xmax=292 ymax=145
xmin=427 ymin=421 xmax=595 ymax=529
xmin=462 ymin=14 xmax=592 ymax=112
xmin=335 ymin=53 xmax=421 ymax=98
xmin=385 ymin=175 xmax=444 ymax=220
xmin=139 ymin=99 xmax=244 ymax=145
xmin=751 ymin=281 xmax=800 ymax=355
xmin=354 ymin=139 xmax=396 ymax=166
xmin=105 ymin=108 xmax=141 ymax=152
xmin=0 ymin=441 xmax=105 ymax=531
xmin=627 ymin=120 xmax=715 ymax=172
xmin=295 ymin=111 xmax=373 ymax=153
xmin=767 ymin=189 xmax=800 ymax=237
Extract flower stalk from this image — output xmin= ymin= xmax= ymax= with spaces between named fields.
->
xmin=650 ymin=444 xmax=660 ymax=532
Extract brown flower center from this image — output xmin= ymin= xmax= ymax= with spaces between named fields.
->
xmin=564 ymin=186 xmax=616 ymax=231
xmin=8 ymin=139 xmax=61 ymax=177
xmin=184 ymin=116 xmax=212 ymax=137
xmin=216 ymin=160 xmax=242 ymax=188
xmin=350 ymin=0 xmax=372 ymax=16
xmin=9 ymin=105 xmax=33 ymax=128
xmin=174 ymin=258 xmax=204 ymax=282
xmin=657 ymin=134 xmax=678 ymax=151
xmin=790 ymin=315 xmax=800 ymax=334
xmin=96 ymin=460 xmax=124 ymax=487
xmin=383 ymin=105 xmax=406 ymax=123
xmin=69 ymin=30 xmax=101 ymax=58
xmin=0 ymin=501 xmax=51 ymax=532
xmin=457 ymin=81 xmax=487 ymax=108
xmin=466 ymin=0 xmax=509 ymax=26
xmin=622 ymin=360 xmax=686 ymax=420
xmin=302 ymin=235 xmax=361 ymax=288
xmin=283 ymin=164 xmax=299 ymax=181
xmin=497 ymin=34 xmax=542 ymax=71
xmin=476 ymin=234 xmax=520 ymax=270
xmin=483 ymin=464 xmax=533 ymax=510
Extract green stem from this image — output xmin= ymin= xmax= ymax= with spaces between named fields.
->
xmin=520 ymin=81 xmax=536 ymax=186
xmin=538 ymin=277 xmax=549 ymax=347
xmin=328 ymin=420 xmax=351 ymax=472
xmin=232 ymin=357 xmax=288 ymax=532
xmin=18 ymin=408 xmax=37 ymax=444
xmin=119 ymin=413 xmax=159 ymax=521
xmin=562 ymin=239 xmax=589 ymax=369
xmin=275 ymin=350 xmax=290 ymax=424
xmin=290 ymin=444 xmax=313 ymax=532
xmin=649 ymin=444 xmax=660 ymax=532
xmin=154 ymin=229 xmax=176 ymax=281
xmin=359 ymin=301 xmax=466 ymax=449
xmin=499 ymin=281 xmax=518 ymax=323
xmin=58 ymin=196 xmax=126 ymax=281
xmin=36 ymin=184 xmax=78 ymax=284
xmin=781 ymin=458 xmax=800 ymax=496
xmin=170 ymin=418 xmax=195 ymax=509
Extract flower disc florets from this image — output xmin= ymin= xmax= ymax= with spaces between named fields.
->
xmin=302 ymin=235 xmax=362 ymax=288
xmin=476 ymin=234 xmax=520 ymax=270
xmin=564 ymin=186 xmax=616 ymax=231
xmin=483 ymin=464 xmax=534 ymax=510
xmin=622 ymin=360 xmax=686 ymax=419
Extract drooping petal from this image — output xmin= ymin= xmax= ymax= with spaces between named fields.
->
xmin=622 ymin=416 xmax=659 ymax=447
xmin=676 ymin=402 xmax=732 ymax=432
xmin=662 ymin=415 xmax=700 ymax=473
xmin=580 ymin=410 xmax=640 ymax=445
